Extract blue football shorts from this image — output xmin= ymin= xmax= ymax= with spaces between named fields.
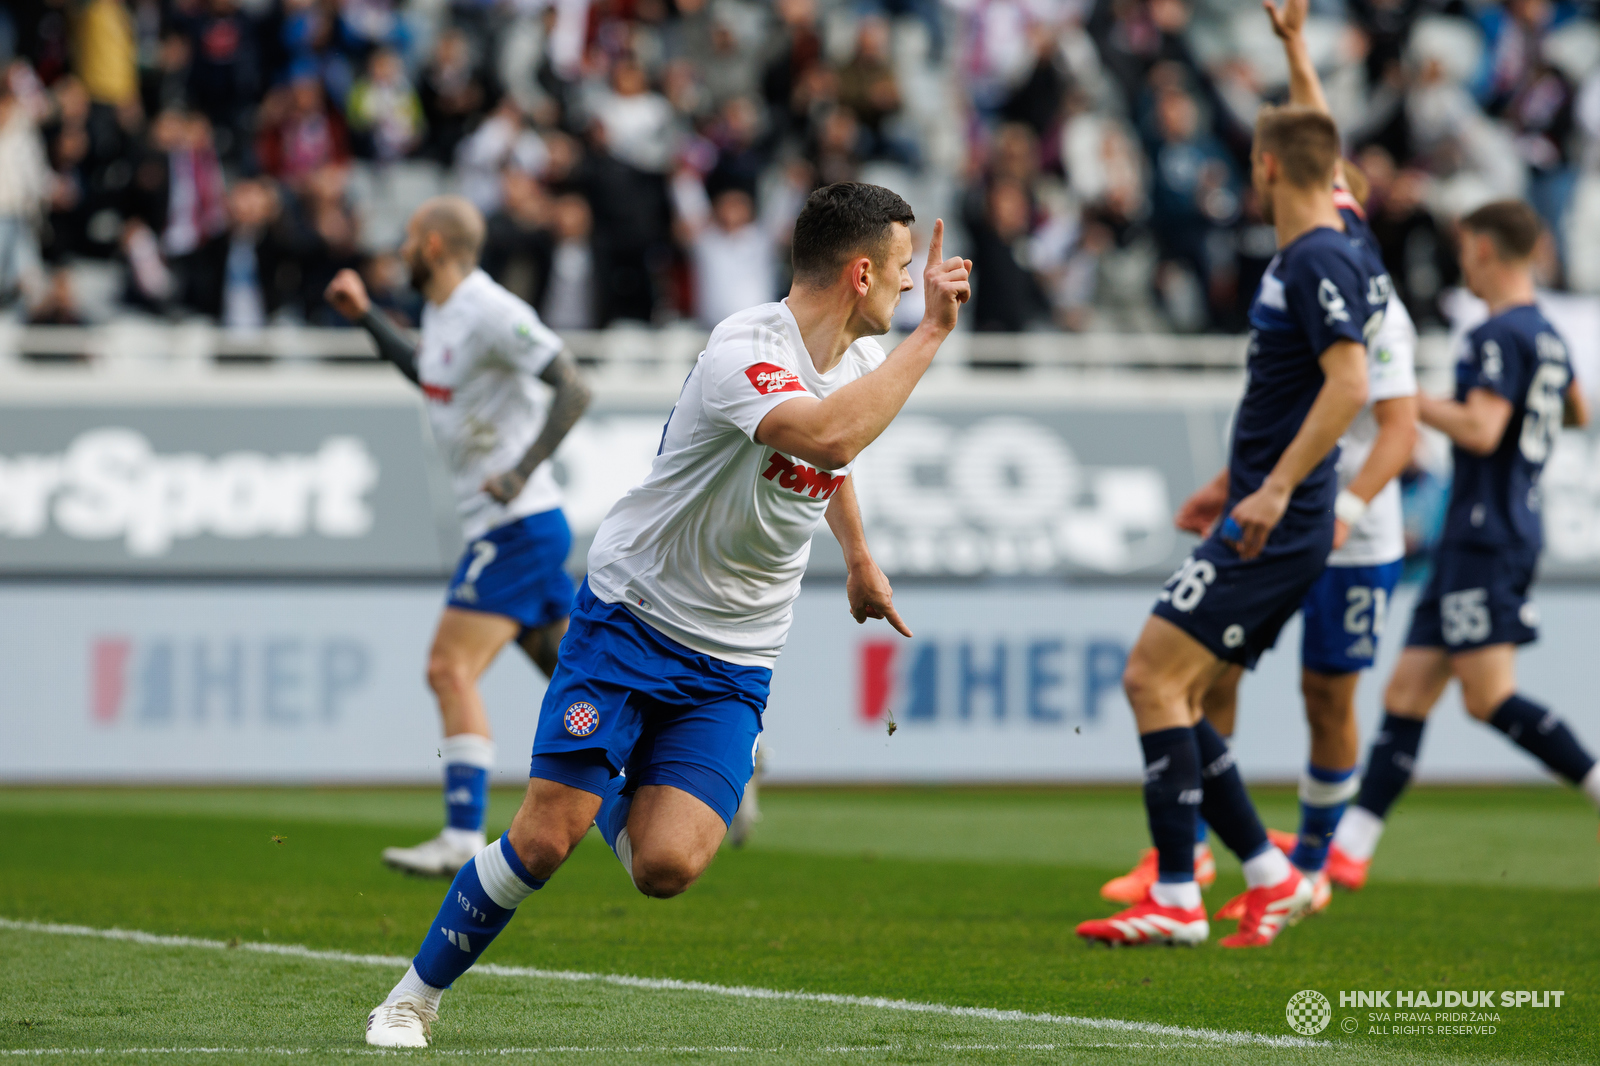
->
xmin=528 ymin=579 xmax=769 ymax=826
xmin=1299 ymin=559 xmax=1405 ymax=675
xmin=1406 ymin=544 xmax=1539 ymax=653
xmin=446 ymin=509 xmax=576 ymax=632
xmin=1151 ymin=519 xmax=1334 ymax=670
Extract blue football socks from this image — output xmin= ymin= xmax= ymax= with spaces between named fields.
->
xmin=441 ymin=734 xmax=494 ymax=836
xmin=1489 ymin=695 xmax=1598 ymax=786
xmin=411 ymin=833 xmax=545 ymax=990
xmin=1193 ymin=718 xmax=1270 ymax=863
xmin=1139 ymin=727 xmax=1203 ymax=883
xmin=1290 ymin=762 xmax=1358 ymax=872
xmin=1353 ymin=712 xmax=1425 ymax=819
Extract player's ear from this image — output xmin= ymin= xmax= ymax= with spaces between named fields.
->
xmin=850 ymin=256 xmax=872 ymax=297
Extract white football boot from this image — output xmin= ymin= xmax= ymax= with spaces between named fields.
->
xmin=381 ymin=830 xmax=482 ymax=876
xmin=366 ymin=994 xmax=436 ymax=1047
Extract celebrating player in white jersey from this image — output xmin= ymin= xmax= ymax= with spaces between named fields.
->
xmin=326 ymin=197 xmax=592 ymax=877
xmin=364 ymin=182 xmax=972 ymax=1048
xmin=1097 ymin=0 xmax=1419 ymax=920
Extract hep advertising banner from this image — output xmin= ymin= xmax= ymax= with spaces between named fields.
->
xmin=4 ymin=581 xmax=1598 ymax=783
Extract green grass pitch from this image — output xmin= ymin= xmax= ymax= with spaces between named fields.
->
xmin=1 ymin=785 xmax=1594 ymax=1065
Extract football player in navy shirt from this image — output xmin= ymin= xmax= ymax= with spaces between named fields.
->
xmin=1078 ymin=105 xmax=1379 ymax=949
xmin=1326 ymin=200 xmax=1600 ymax=889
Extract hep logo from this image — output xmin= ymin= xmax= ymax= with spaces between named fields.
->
xmin=856 ymin=636 xmax=1128 ymax=725
xmin=422 ymin=382 xmax=454 ymax=403
xmin=762 ymin=453 xmax=843 ymax=499
xmin=744 ymin=362 xmax=805 ymax=395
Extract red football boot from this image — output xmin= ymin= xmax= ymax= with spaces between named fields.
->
xmin=1077 ymin=892 xmax=1209 ymax=947
xmin=1100 ymin=845 xmax=1216 ymax=904
xmin=1218 ymin=868 xmax=1315 ymax=948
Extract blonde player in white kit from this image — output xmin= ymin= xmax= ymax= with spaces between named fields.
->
xmin=364 ymin=183 xmax=972 ymax=1048
xmin=326 ymin=197 xmax=592 ymax=877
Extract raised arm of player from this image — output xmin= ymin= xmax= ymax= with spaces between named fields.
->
xmin=483 ymin=354 xmax=594 ymax=503
xmin=1227 ymin=339 xmax=1369 ymax=558
xmin=1417 ymin=389 xmax=1513 ymax=457
xmin=825 ymin=476 xmax=912 ymax=638
xmin=755 ymin=219 xmax=971 ymax=471
xmin=1265 ymin=0 xmax=1331 ymax=116
xmin=326 ymin=268 xmax=420 ymax=384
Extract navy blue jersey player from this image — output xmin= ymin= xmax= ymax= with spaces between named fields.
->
xmin=1078 ymin=104 xmax=1379 ymax=949
xmin=1328 ymin=200 xmax=1600 ymax=886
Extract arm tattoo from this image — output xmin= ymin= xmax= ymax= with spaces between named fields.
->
xmin=515 ymin=351 xmax=593 ymax=477
xmin=358 ymin=308 xmax=420 ymax=385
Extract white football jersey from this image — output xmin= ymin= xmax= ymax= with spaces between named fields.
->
xmin=587 ymin=301 xmax=888 ymax=667
xmin=416 ymin=269 xmax=565 ymax=541
xmin=1328 ymin=294 xmax=1417 ymax=567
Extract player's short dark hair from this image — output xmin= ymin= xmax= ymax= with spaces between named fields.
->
xmin=1460 ymin=199 xmax=1542 ymax=261
xmin=1255 ymin=106 xmax=1341 ymax=189
xmin=790 ymin=183 xmax=915 ymax=287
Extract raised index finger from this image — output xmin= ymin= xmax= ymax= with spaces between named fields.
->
xmin=927 ymin=218 xmax=943 ymax=271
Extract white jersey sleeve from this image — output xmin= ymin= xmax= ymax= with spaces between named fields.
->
xmin=1366 ymin=296 xmax=1418 ymax=403
xmin=478 ymin=293 xmax=563 ymax=380
xmin=701 ymin=322 xmax=815 ymax=440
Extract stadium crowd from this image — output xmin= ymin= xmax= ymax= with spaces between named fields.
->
xmin=2 ymin=0 xmax=1600 ymax=335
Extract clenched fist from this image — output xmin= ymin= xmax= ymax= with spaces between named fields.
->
xmin=325 ymin=269 xmax=371 ymax=321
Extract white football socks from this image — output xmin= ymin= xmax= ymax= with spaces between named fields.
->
xmin=1241 ymin=843 xmax=1293 ymax=889
xmin=1150 ymin=879 xmax=1201 ymax=910
xmin=613 ymin=826 xmax=638 ymax=888
xmin=1583 ymin=764 xmax=1600 ymax=807
xmin=1332 ymin=805 xmax=1385 ymax=862
xmin=385 ymin=964 xmax=444 ymax=1009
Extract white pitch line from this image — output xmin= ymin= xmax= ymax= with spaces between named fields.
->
xmin=0 ymin=1046 xmax=1218 ymax=1057
xmin=0 ymin=917 xmax=1317 ymax=1049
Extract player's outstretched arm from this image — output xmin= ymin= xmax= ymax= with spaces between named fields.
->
xmin=756 ymin=219 xmax=971 ymax=471
xmin=325 ymin=268 xmax=420 ymax=385
xmin=1227 ymin=339 xmax=1368 ymax=559
xmin=483 ymin=353 xmax=594 ymax=503
xmin=1417 ymin=389 xmax=1513 ymax=456
xmin=826 ymin=477 xmax=912 ymax=637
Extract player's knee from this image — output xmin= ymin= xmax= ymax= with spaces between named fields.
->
xmin=1121 ymin=654 xmax=1162 ymax=711
xmin=630 ymin=850 xmax=701 ymax=899
xmin=1300 ymin=674 xmax=1351 ymax=730
xmin=506 ymin=824 xmax=580 ymax=881
xmin=1457 ymin=683 xmax=1507 ymax=722
xmin=426 ymin=650 xmax=474 ymax=697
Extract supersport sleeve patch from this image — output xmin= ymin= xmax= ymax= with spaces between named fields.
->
xmin=744 ymin=362 xmax=807 ymax=395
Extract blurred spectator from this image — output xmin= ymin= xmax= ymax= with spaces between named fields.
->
xmin=185 ymin=178 xmax=299 ymax=327
xmin=74 ymin=0 xmax=137 ymax=109
xmin=346 ymin=48 xmax=424 ymax=162
xmin=1143 ymin=84 xmax=1238 ymax=331
xmin=139 ymin=30 xmax=190 ymax=119
xmin=178 ymin=0 xmax=260 ymax=162
xmin=760 ymin=0 xmax=824 ymax=144
xmin=0 ymin=80 xmax=51 ymax=302
xmin=836 ymin=16 xmax=912 ymax=164
xmin=1356 ymin=144 xmax=1453 ymax=328
xmin=482 ymin=169 xmax=554 ymax=307
xmin=540 ymin=192 xmax=598 ymax=330
xmin=579 ymin=117 xmax=673 ymax=324
xmin=966 ymin=177 xmax=1051 ymax=332
xmin=672 ymin=177 xmax=785 ymax=327
xmin=256 ymin=73 xmax=350 ymax=188
xmin=419 ymin=28 xmax=491 ymax=165
xmin=590 ymin=56 xmax=676 ymax=175
xmin=454 ymin=96 xmax=545 ymax=215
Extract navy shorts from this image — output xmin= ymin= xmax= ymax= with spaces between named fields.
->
xmin=528 ymin=579 xmax=769 ymax=826
xmin=1406 ymin=544 xmax=1539 ymax=652
xmin=1151 ymin=522 xmax=1333 ymax=669
xmin=1300 ymin=559 xmax=1404 ymax=675
xmin=447 ymin=509 xmax=576 ymax=632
